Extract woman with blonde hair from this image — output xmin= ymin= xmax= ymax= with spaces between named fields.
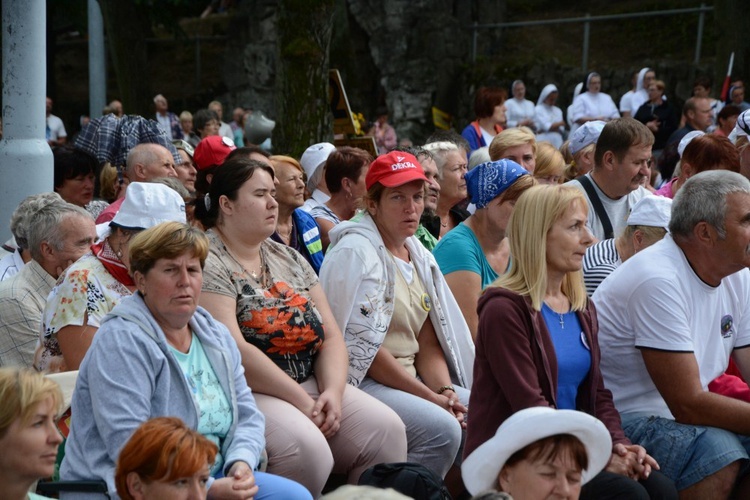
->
xmin=116 ymin=417 xmax=218 ymax=500
xmin=534 ymin=141 xmax=566 ymax=185
xmin=489 ymin=127 xmax=536 ymax=173
xmin=0 ymin=367 xmax=64 ymax=500
xmin=268 ymin=154 xmax=324 ymax=273
xmin=465 ymin=185 xmax=677 ymax=499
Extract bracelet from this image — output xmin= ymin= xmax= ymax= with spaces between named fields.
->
xmin=437 ymin=385 xmax=455 ymax=395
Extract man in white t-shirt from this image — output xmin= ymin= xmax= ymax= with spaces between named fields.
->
xmin=46 ymin=97 xmax=67 ymax=147
xmin=594 ymin=170 xmax=750 ymax=498
xmin=567 ymin=117 xmax=653 ymax=240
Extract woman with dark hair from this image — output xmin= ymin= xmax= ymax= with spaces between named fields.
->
xmin=461 ymin=87 xmax=508 ymax=155
xmin=368 ymin=106 xmax=398 ymax=155
xmin=309 ymin=146 xmax=372 ymax=251
xmin=714 ymin=105 xmax=740 ymax=137
xmin=53 ymin=145 xmax=109 ymax=218
xmin=634 ymin=79 xmax=677 ymax=154
xmin=192 ymin=109 xmax=221 ymax=147
xmin=198 ymin=156 xmax=407 ymax=497
xmin=462 ymin=407 xmax=613 ymax=499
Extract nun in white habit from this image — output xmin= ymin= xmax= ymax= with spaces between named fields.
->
xmin=567 ymin=82 xmax=584 ymax=135
xmin=534 ymin=84 xmax=565 ymax=149
xmin=569 ymin=72 xmax=620 ymax=126
xmin=504 ymin=80 xmax=536 ymax=129
xmin=628 ymin=67 xmax=654 ymax=116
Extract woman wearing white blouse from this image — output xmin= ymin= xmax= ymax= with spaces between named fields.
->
xmin=569 ymin=73 xmax=620 ymax=126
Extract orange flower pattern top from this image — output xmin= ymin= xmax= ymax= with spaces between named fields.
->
xmin=202 ymin=231 xmax=324 ymax=382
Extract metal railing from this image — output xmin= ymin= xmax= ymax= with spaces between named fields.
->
xmin=470 ymin=3 xmax=713 ymax=71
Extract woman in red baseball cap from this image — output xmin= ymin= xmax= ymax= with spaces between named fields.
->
xmin=320 ymin=151 xmax=475 ymax=485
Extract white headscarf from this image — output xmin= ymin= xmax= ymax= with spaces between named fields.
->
xmin=537 ymin=84 xmax=558 ymax=106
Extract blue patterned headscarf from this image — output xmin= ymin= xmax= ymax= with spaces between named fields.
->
xmin=466 ymin=159 xmax=529 ymax=209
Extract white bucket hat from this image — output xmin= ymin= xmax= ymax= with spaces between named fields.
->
xmin=462 ymin=407 xmax=612 ymax=495
xmin=569 ymin=121 xmax=606 ymax=155
xmin=627 ymin=195 xmax=672 ymax=230
xmin=96 ymin=182 xmax=186 ymax=240
xmin=678 ymin=130 xmax=705 ymax=158
xmin=300 ymin=142 xmax=336 ymax=182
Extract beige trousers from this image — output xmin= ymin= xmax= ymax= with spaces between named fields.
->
xmin=254 ymin=377 xmax=408 ymax=498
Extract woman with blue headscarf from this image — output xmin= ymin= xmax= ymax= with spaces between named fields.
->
xmin=434 ymin=160 xmax=535 ymax=339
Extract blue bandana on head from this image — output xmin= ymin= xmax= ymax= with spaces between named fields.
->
xmin=466 ymin=159 xmax=528 ymax=209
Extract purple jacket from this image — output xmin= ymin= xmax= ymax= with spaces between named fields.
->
xmin=464 ymin=287 xmax=629 ymax=458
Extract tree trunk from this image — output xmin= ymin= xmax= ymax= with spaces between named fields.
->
xmin=97 ymin=0 xmax=153 ymax=116
xmin=273 ymin=0 xmax=336 ymax=158
xmin=714 ymin=0 xmax=750 ymax=100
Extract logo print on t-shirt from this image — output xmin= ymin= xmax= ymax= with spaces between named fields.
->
xmin=721 ymin=315 xmax=734 ymax=339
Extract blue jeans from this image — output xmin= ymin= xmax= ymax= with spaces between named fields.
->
xmin=621 ymin=412 xmax=750 ymax=490
xmin=254 ymin=471 xmax=312 ymax=500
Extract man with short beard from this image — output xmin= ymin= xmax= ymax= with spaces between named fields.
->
xmin=568 ymin=118 xmax=654 ymax=241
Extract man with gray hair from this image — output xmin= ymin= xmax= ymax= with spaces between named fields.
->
xmin=0 ymin=200 xmax=96 ymax=366
xmin=594 ymin=170 xmax=750 ymax=498
xmin=0 ymin=192 xmax=63 ymax=281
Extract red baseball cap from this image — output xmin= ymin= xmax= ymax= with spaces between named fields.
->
xmin=365 ymin=151 xmax=428 ymax=190
xmin=193 ymin=136 xmax=237 ymax=171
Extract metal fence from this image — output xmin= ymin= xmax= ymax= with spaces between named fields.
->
xmin=470 ymin=4 xmax=714 ymax=71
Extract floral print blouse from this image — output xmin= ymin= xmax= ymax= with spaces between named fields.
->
xmin=36 ymin=252 xmax=132 ymax=372
xmin=202 ymin=230 xmax=324 ymax=383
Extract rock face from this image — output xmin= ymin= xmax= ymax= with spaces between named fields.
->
xmin=221 ymin=0 xmax=484 ymax=145
xmin=222 ymin=1 xmax=279 ymax=116
xmin=345 ymin=0 xmax=472 ymax=144
xmin=219 ymin=1 xmax=713 ymax=147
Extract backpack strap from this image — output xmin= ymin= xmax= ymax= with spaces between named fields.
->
xmin=578 ymin=175 xmax=614 ymax=239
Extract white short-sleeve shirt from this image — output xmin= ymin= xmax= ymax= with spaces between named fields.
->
xmin=594 ymin=236 xmax=750 ymax=418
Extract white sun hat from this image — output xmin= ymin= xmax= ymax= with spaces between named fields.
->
xmin=462 ymin=407 xmax=612 ymax=495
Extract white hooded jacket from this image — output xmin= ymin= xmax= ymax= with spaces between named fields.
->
xmin=320 ymin=213 xmax=474 ymax=389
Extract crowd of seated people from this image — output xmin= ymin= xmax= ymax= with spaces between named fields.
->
xmin=5 ymin=80 xmax=750 ymax=500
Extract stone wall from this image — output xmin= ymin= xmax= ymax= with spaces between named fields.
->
xmin=216 ymin=0 xmax=714 ymax=148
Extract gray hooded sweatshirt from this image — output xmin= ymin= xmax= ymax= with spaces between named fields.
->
xmin=60 ymin=292 xmax=265 ymax=497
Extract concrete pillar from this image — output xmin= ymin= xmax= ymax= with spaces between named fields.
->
xmin=0 ymin=0 xmax=54 ymax=243
xmin=88 ymin=0 xmax=106 ymax=118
